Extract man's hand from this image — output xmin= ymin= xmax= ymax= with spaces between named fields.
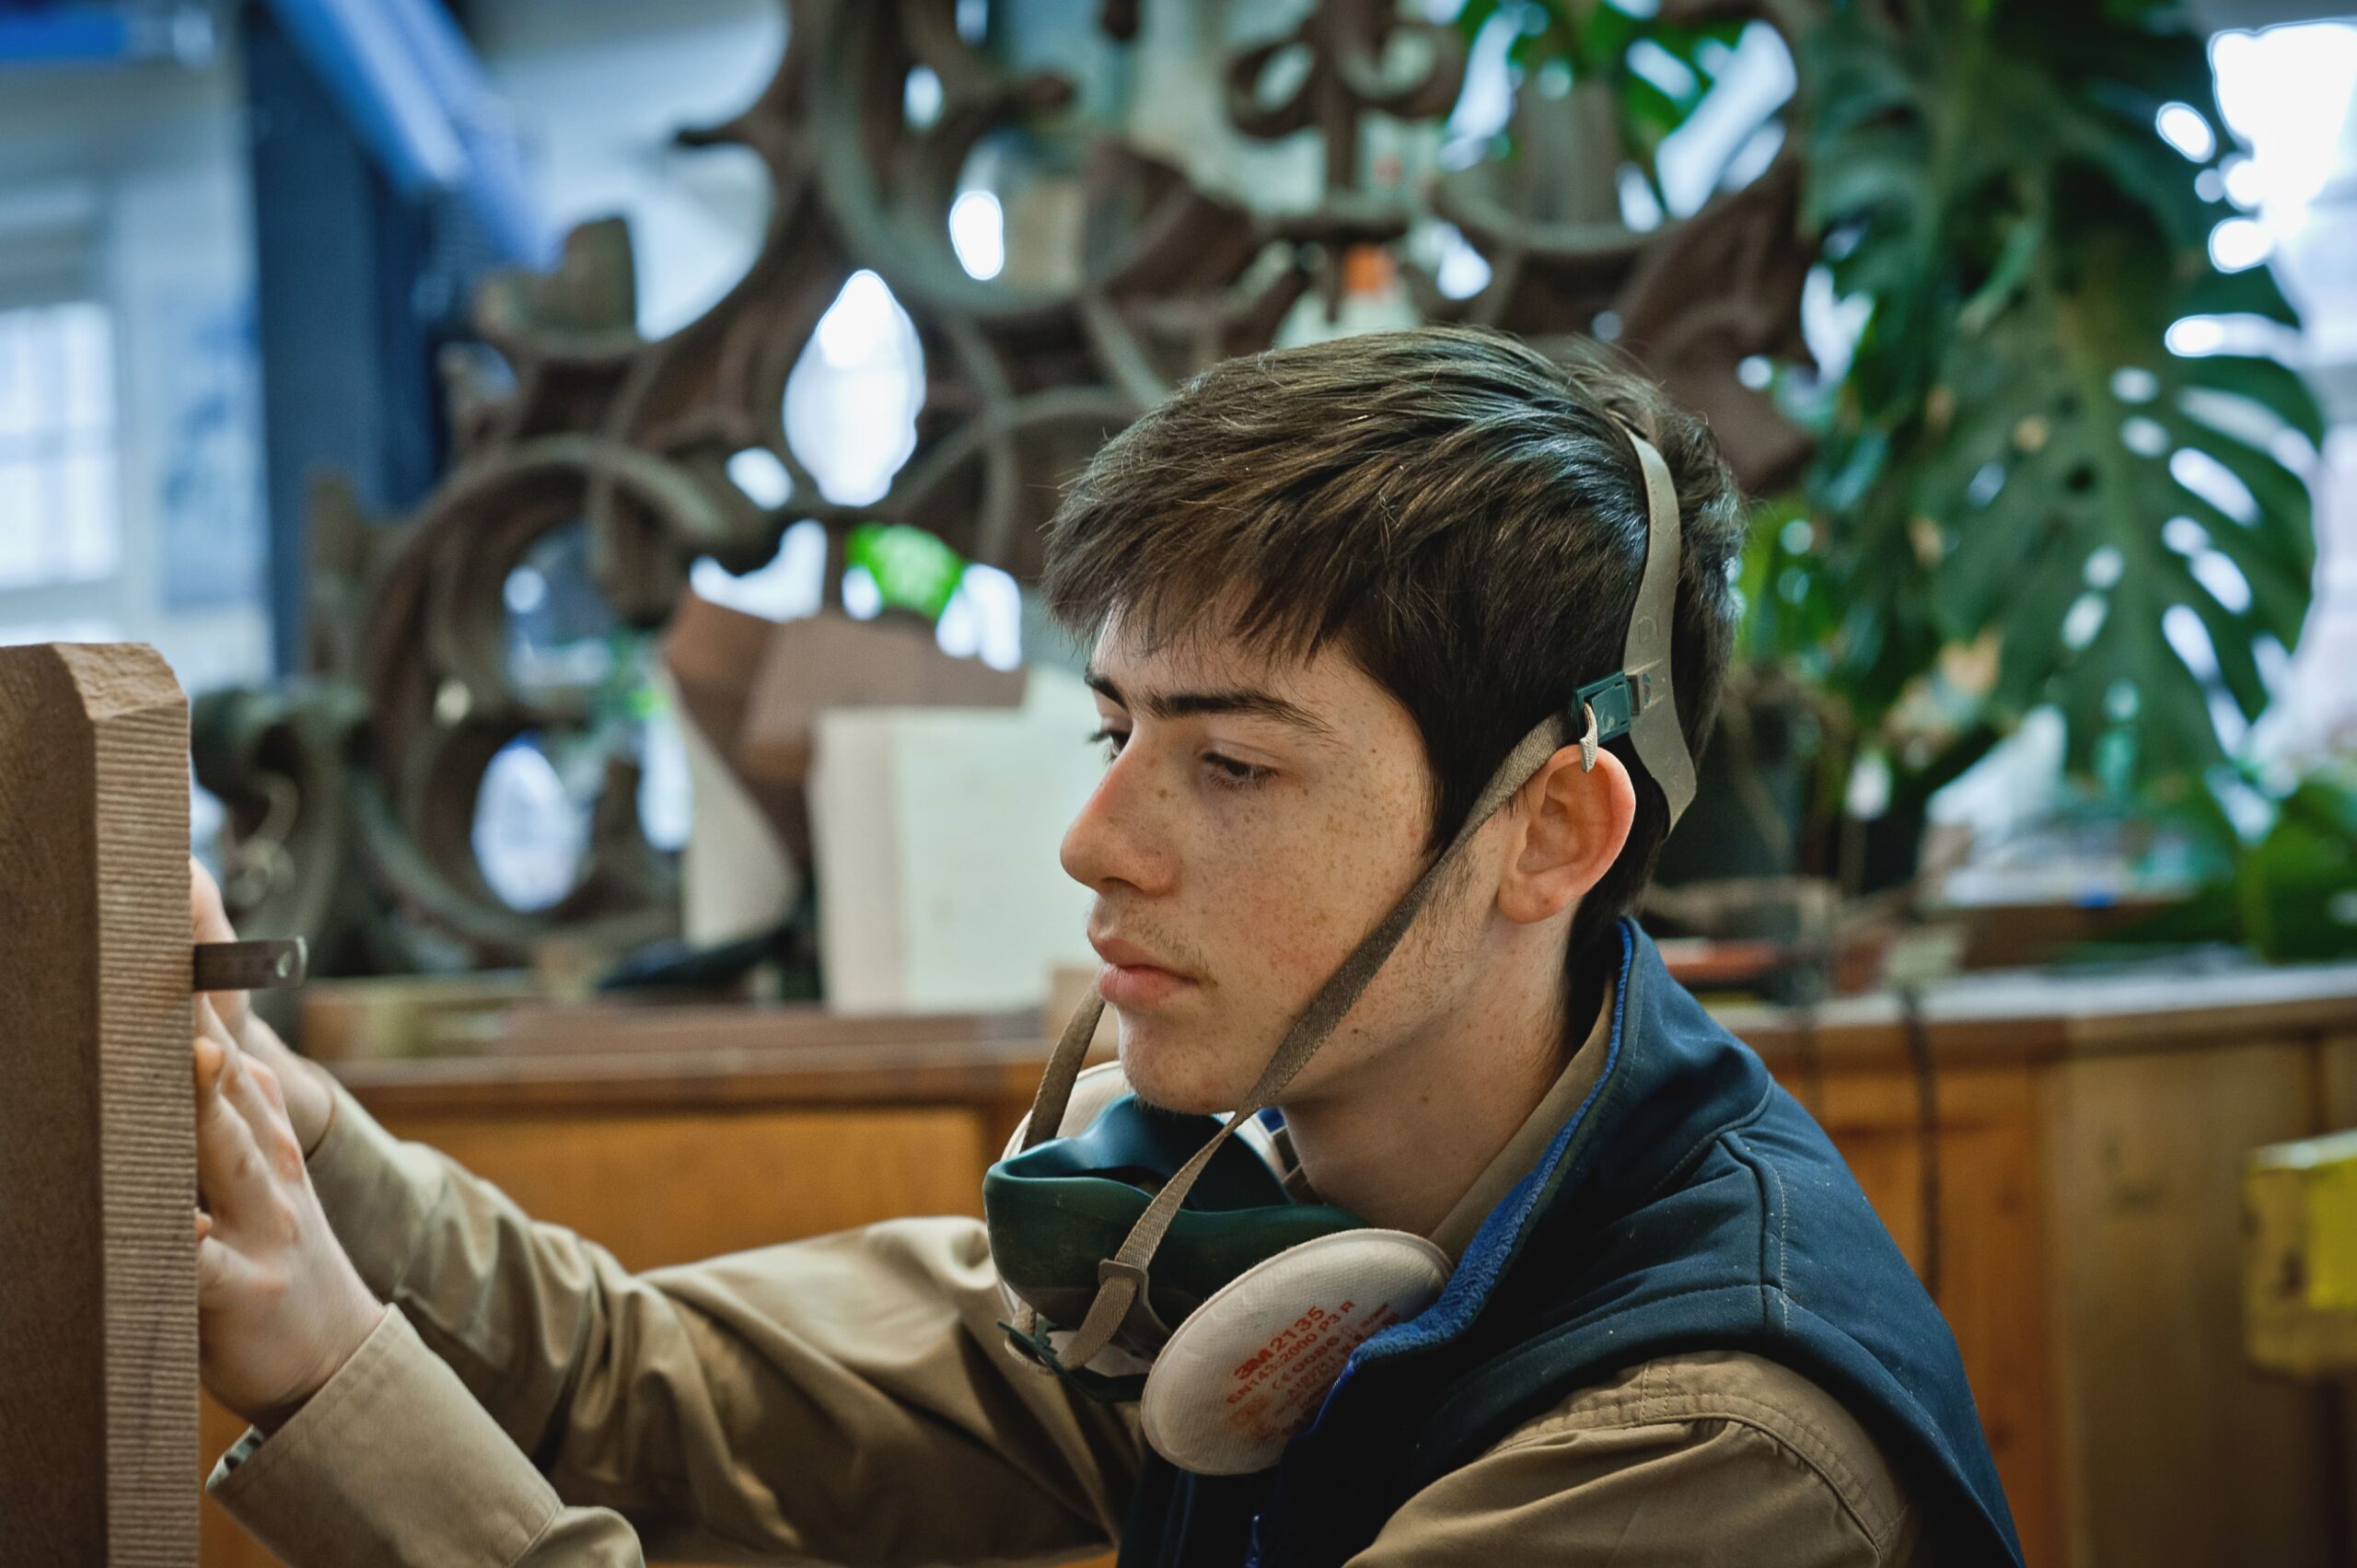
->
xmin=193 ymin=996 xmax=384 ymax=1431
xmin=192 ymin=857 xmax=333 ymax=1154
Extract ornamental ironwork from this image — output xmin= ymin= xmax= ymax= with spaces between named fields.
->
xmin=196 ymin=0 xmax=1817 ymax=975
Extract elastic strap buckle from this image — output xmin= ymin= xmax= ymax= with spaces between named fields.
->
xmin=1573 ymin=673 xmax=1637 ymax=744
xmin=1096 ymin=1259 xmax=1173 ymax=1351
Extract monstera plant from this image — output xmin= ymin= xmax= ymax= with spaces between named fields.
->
xmin=1747 ymin=0 xmax=2321 ymax=871
xmin=1481 ymin=0 xmax=2325 ymax=915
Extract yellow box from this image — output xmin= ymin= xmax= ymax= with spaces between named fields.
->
xmin=2244 ymin=1127 xmax=2357 ymax=1377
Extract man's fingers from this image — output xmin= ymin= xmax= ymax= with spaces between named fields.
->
xmin=194 ymin=1031 xmax=224 ymax=1097
xmin=199 ymin=992 xmax=333 ymax=1167
xmin=196 ymin=1232 xmax=264 ymax=1306
xmin=204 ymin=998 xmax=287 ymax=1127
xmin=194 ymin=1034 xmax=273 ymax=1225
xmin=196 ymin=995 xmax=238 ymax=1050
xmin=218 ymin=1039 xmax=303 ymax=1184
xmin=233 ymin=1007 xmax=333 ymax=1158
xmin=198 ymin=1004 xmax=271 ymax=1150
xmin=199 ymin=999 xmax=280 ymax=1133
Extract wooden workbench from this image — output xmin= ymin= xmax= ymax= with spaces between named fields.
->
xmin=199 ymin=958 xmax=2357 ymax=1568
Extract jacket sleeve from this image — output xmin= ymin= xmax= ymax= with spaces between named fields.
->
xmin=1341 ymin=1353 xmax=1927 ymax=1568
xmin=208 ymin=1079 xmax=1139 ymax=1568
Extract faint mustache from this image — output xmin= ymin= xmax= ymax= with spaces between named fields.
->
xmin=1086 ymin=911 xmax=1210 ymax=980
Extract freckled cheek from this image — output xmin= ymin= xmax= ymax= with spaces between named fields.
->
xmin=1193 ymin=796 xmax=1392 ymax=1003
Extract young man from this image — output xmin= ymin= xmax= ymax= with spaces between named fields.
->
xmin=190 ymin=328 xmax=2022 ymax=1565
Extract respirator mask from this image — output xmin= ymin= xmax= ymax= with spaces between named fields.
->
xmin=984 ymin=425 xmax=1699 ymax=1475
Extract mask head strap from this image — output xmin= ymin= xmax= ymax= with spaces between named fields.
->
xmin=1020 ymin=424 xmax=1698 ymax=1370
xmin=1572 ymin=427 xmax=1697 ymax=825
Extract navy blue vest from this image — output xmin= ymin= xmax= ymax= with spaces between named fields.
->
xmin=1116 ymin=920 xmax=2025 ymax=1566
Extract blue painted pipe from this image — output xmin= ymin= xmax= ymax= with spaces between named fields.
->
xmin=0 ymin=6 xmax=134 ymax=65
xmin=377 ymin=0 xmax=554 ymax=266
xmin=261 ymin=0 xmax=552 ymax=267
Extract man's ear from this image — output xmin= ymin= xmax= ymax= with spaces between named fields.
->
xmin=1495 ymin=744 xmax=1637 ymax=925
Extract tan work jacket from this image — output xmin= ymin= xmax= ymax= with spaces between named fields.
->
xmin=210 ymin=999 xmax=1928 ymax=1567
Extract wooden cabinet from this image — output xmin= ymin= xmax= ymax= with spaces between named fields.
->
xmin=1801 ymin=1065 xmax=2062 ymax=1562
xmin=198 ymin=968 xmax=2357 ymax=1566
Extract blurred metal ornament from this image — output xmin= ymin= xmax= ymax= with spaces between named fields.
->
xmin=197 ymin=0 xmax=1816 ymax=975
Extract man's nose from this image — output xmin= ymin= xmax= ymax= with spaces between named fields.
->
xmin=1060 ymin=749 xmax=1178 ymax=898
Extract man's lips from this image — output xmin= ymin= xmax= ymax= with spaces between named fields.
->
xmin=1089 ymin=935 xmax=1189 ymax=975
xmin=1090 ymin=935 xmax=1198 ymax=1007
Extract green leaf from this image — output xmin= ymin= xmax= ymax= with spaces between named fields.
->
xmin=1936 ymin=457 xmax=2057 ymax=636
xmin=846 ymin=523 xmax=967 ymax=621
xmin=2166 ymin=567 xmax=2270 ymax=719
xmin=1990 ymin=537 xmax=2083 ymax=717
xmin=2057 ymin=99 xmax=2214 ymax=251
xmin=2177 ymin=354 xmax=2327 ymax=446
xmin=1804 ymin=129 xmax=1925 ymax=227
xmin=2236 ymin=778 xmax=2357 ymax=961
xmin=1957 ymin=215 xmax=2044 ymax=334
xmin=2160 ymin=408 xmax=2318 ymax=563
xmin=2182 ymin=262 xmax=2304 ymax=325
xmin=1619 ymin=75 xmax=1688 ymax=141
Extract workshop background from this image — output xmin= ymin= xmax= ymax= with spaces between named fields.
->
xmin=3 ymin=0 xmax=2356 ymax=1563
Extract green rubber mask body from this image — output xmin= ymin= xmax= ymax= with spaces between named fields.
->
xmin=985 ymin=1090 xmax=1364 ymax=1398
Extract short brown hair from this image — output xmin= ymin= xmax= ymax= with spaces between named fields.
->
xmin=1041 ymin=326 xmax=1747 ymax=965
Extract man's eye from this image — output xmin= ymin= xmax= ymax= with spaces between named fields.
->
xmin=1203 ymin=752 xmax=1271 ymax=790
xmin=1086 ymin=726 xmax=1129 ymax=760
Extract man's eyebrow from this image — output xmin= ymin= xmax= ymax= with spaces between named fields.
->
xmin=1086 ymin=668 xmax=1340 ymax=738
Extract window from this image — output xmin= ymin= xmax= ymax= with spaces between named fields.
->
xmin=2206 ymin=21 xmax=2357 ymax=759
xmin=0 ymin=300 xmax=119 ymax=594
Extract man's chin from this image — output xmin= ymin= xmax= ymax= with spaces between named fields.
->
xmin=1112 ymin=1025 xmax=1249 ymax=1118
